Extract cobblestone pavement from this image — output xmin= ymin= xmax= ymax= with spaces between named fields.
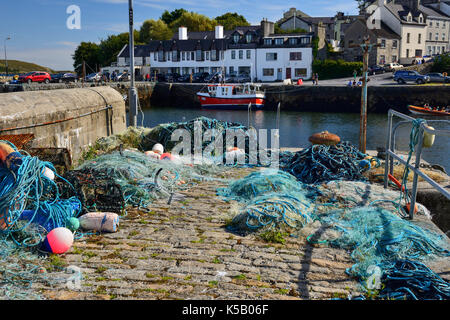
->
xmin=33 ymin=167 xmax=367 ymax=300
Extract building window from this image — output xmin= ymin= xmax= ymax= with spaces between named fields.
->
xmin=263 ymin=68 xmax=274 ymax=76
xmin=419 ymin=16 xmax=423 ymax=23
xmin=211 ymin=50 xmax=217 ymax=61
xmin=443 ymin=46 xmax=446 ymax=53
xmin=206 ymin=51 xmax=210 ymax=60
xmin=246 ymin=34 xmax=252 ymax=43
xmin=392 ymin=40 xmax=398 ymax=48
xmin=392 ymin=55 xmax=397 ymax=62
xmin=264 ymin=38 xmax=272 ymax=45
xmin=294 ymin=68 xmax=307 ymax=77
xmin=406 ymin=49 xmax=409 ymax=57
xmin=406 ymin=33 xmax=410 ymax=44
xmin=379 ymin=55 xmax=385 ymax=64
xmin=407 ymin=15 xmax=412 ymax=22
xmin=182 ymin=52 xmax=186 ymax=61
xmin=418 ymin=34 xmax=421 ymax=44
xmin=229 ymin=66 xmax=234 ymax=74
xmin=429 ymin=32 xmax=432 ymax=41
xmin=186 ymin=52 xmax=190 ymax=61
xmin=436 ymin=21 xmax=440 ymax=27
xmin=266 ymin=52 xmax=277 ymax=61
xmin=172 ymin=50 xmax=178 ymax=61
xmin=435 ymin=32 xmax=439 ymax=41
xmin=275 ymin=38 xmax=284 ymax=45
xmin=289 ymin=38 xmax=297 ymax=45
xmin=289 ymin=52 xmax=302 ymax=60
xmin=300 ymin=37 xmax=310 ymax=44
xmin=428 ymin=46 xmax=432 ymax=55
xmin=231 ymin=50 xmax=236 ymax=59
xmin=158 ymin=50 xmax=164 ymax=61
xmin=443 ymin=33 xmax=446 ymax=41
xmin=429 ymin=20 xmax=432 ymax=27
xmin=233 ymin=34 xmax=240 ymax=43
xmin=196 ymin=50 xmax=203 ymax=61
xmin=239 ymin=50 xmax=243 ymax=59
xmin=380 ymin=39 xmax=386 ymax=48
xmin=246 ymin=50 xmax=251 ymax=59
xmin=154 ymin=52 xmax=158 ymax=61
xmin=443 ymin=22 xmax=446 ymax=29
xmin=191 ymin=52 xmax=194 ymax=60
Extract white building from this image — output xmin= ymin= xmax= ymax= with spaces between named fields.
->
xmin=107 ymin=20 xmax=314 ymax=81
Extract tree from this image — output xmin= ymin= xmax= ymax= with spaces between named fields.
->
xmin=215 ymin=12 xmax=250 ymax=30
xmin=161 ymin=8 xmax=187 ymax=26
xmin=139 ymin=19 xmax=173 ymax=43
xmin=72 ymin=42 xmax=101 ymax=74
xmin=98 ymin=32 xmax=130 ymax=68
xmin=170 ymin=11 xmax=218 ymax=32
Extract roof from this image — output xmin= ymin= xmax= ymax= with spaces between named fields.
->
xmin=419 ymin=4 xmax=450 ymax=19
xmin=171 ymin=25 xmax=260 ymax=40
xmin=302 ymin=16 xmax=335 ymax=25
xmin=118 ymin=45 xmax=152 ymax=58
xmin=371 ymin=21 xmax=401 ymax=39
xmin=385 ymin=2 xmax=427 ymax=24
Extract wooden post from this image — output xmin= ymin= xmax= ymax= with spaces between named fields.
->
xmin=360 ymin=38 xmax=370 ymax=154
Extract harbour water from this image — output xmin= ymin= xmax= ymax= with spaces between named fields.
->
xmin=137 ymin=107 xmax=450 ymax=173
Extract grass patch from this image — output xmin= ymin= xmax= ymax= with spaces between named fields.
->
xmin=208 ymin=280 xmax=218 ymax=287
xmin=212 ymin=257 xmax=222 ymax=264
xmin=274 ymin=288 xmax=289 ymax=295
xmin=233 ymin=274 xmax=247 ymax=281
xmin=258 ymin=231 xmax=288 ymax=244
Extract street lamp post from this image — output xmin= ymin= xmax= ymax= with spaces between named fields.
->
xmin=128 ymin=0 xmax=138 ymax=127
xmin=4 ymin=36 xmax=11 ymax=78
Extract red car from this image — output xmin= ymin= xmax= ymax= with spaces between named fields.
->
xmin=19 ymin=71 xmax=52 ymax=84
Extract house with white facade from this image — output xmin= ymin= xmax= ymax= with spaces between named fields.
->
xmin=107 ymin=19 xmax=314 ymax=82
xmin=364 ymin=0 xmax=449 ymax=64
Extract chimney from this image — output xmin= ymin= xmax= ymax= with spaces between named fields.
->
xmin=215 ymin=25 xmax=224 ymax=39
xmin=179 ymin=26 xmax=187 ymax=40
xmin=261 ymin=19 xmax=275 ymax=37
xmin=409 ymin=0 xmax=420 ymax=10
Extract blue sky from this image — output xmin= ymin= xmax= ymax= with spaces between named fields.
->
xmin=1 ymin=0 xmax=359 ymax=71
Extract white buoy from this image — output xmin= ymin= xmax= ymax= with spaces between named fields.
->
xmin=423 ymin=125 xmax=435 ymax=148
xmin=42 ymin=167 xmax=55 ymax=181
xmin=152 ymin=143 xmax=164 ymax=155
xmin=79 ymin=212 xmax=119 ymax=233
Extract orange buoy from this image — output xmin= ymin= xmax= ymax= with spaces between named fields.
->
xmin=160 ymin=153 xmax=173 ymax=161
xmin=0 ymin=142 xmax=15 ymax=162
xmin=308 ymin=131 xmax=341 ymax=146
xmin=405 ymin=203 xmax=419 ymax=214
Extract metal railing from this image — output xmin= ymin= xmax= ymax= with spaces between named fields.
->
xmin=384 ymin=109 xmax=450 ymax=219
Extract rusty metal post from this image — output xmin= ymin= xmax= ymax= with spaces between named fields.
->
xmin=359 ymin=38 xmax=370 ymax=153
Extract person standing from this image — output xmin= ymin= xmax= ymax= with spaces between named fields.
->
xmin=311 ymin=73 xmax=316 ymax=85
xmin=315 ymin=73 xmax=319 ymax=85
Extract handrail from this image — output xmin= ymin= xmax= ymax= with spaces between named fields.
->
xmin=384 ymin=109 xmax=450 ymax=219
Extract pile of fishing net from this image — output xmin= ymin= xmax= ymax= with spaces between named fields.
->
xmin=280 ymin=141 xmax=374 ymax=184
xmin=140 ymin=116 xmax=249 ymax=153
xmin=318 ymin=207 xmax=450 ymax=299
xmin=217 ymin=169 xmax=317 ymax=233
xmin=62 ymin=148 xmax=226 ymax=213
xmin=0 ymin=140 xmax=82 ymax=299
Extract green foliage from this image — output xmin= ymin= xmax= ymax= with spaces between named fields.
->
xmin=72 ymin=41 xmax=101 ymax=74
xmin=161 ymin=8 xmax=188 ymax=26
xmin=258 ymin=230 xmax=288 ymax=244
xmin=215 ymin=12 xmax=250 ymax=30
xmin=0 ymin=60 xmax=55 ymax=74
xmin=98 ymin=33 xmax=131 ymax=68
xmin=139 ymin=19 xmax=173 ymax=42
xmin=312 ymin=37 xmax=319 ymax=59
xmin=312 ymin=59 xmax=363 ymax=80
xmin=171 ymin=11 xmax=218 ymax=32
xmin=430 ymin=53 xmax=450 ymax=74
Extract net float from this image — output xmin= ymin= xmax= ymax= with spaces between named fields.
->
xmin=152 ymin=143 xmax=164 ymax=155
xmin=308 ymin=131 xmax=341 ymax=146
xmin=145 ymin=150 xmax=161 ymax=160
xmin=41 ymin=227 xmax=74 ymax=254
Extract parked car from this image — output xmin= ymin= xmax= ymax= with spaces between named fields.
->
xmin=192 ymin=72 xmax=210 ymax=83
xmin=18 ymin=71 xmax=51 ymax=84
xmin=236 ymin=73 xmax=251 ymax=83
xmin=85 ymin=72 xmax=102 ymax=82
xmin=204 ymin=73 xmax=220 ymax=83
xmin=116 ymin=72 xmax=130 ymax=82
xmin=224 ymin=73 xmax=238 ymax=83
xmin=384 ymin=62 xmax=404 ymax=72
xmin=176 ymin=74 xmax=191 ymax=83
xmin=165 ymin=73 xmax=181 ymax=82
xmin=393 ymin=70 xmax=430 ymax=84
xmin=425 ymin=72 xmax=450 ymax=83
xmin=368 ymin=65 xmax=385 ymax=75
xmin=51 ymin=73 xmax=78 ymax=83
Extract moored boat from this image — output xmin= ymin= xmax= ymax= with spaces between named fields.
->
xmin=197 ymin=83 xmax=265 ymax=110
xmin=407 ymin=105 xmax=450 ymax=116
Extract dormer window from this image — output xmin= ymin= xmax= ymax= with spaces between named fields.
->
xmin=245 ymin=34 xmax=252 ymax=43
xmin=407 ymin=13 xmax=412 ymax=22
xmin=419 ymin=15 xmax=423 ymax=23
xmin=289 ymin=38 xmax=297 ymax=45
xmin=233 ymin=34 xmax=240 ymax=43
xmin=275 ymin=38 xmax=284 ymax=45
xmin=264 ymin=38 xmax=272 ymax=45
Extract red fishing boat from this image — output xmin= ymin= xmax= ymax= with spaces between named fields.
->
xmin=408 ymin=105 xmax=450 ymax=116
xmin=197 ymin=83 xmax=265 ymax=110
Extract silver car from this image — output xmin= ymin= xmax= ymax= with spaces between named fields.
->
xmin=425 ymin=73 xmax=450 ymax=83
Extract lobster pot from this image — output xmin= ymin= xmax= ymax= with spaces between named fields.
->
xmin=79 ymin=212 xmax=119 ymax=233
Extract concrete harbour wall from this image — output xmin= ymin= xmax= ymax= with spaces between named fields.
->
xmin=0 ymin=86 xmax=126 ymax=164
